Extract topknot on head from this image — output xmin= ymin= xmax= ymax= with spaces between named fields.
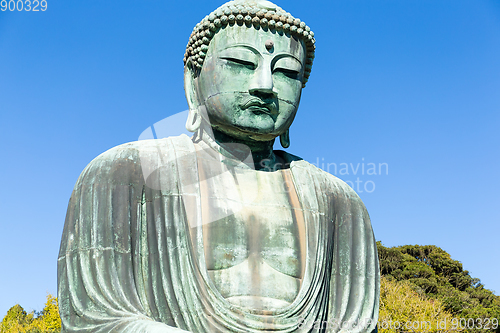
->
xmin=183 ymin=0 xmax=316 ymax=88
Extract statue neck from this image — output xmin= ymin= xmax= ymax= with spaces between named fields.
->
xmin=196 ymin=126 xmax=282 ymax=171
xmin=213 ymin=128 xmax=276 ymax=169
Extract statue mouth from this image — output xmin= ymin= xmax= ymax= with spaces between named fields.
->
xmin=241 ymin=99 xmax=277 ymax=115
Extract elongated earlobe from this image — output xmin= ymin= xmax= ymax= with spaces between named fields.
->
xmin=280 ymin=129 xmax=290 ymax=148
xmin=186 ymin=107 xmax=202 ymax=132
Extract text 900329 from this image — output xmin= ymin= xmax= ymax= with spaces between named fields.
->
xmin=1 ymin=0 xmax=47 ymax=11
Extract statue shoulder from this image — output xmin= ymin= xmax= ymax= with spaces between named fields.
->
xmin=275 ymin=151 xmax=361 ymax=200
xmin=76 ymin=134 xmax=194 ymax=187
xmin=292 ymin=158 xmax=363 ymax=201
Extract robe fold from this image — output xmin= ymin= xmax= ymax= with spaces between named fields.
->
xmin=58 ymin=134 xmax=379 ymax=332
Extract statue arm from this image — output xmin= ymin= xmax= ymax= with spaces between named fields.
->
xmin=327 ymin=179 xmax=380 ymax=333
xmin=58 ymin=141 xmax=193 ymax=333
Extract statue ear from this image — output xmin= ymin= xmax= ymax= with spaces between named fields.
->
xmin=184 ymin=61 xmax=204 ymax=132
xmin=184 ymin=60 xmax=200 ymax=112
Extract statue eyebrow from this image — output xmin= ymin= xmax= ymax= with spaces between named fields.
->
xmin=272 ymin=53 xmax=303 ymax=66
xmin=219 ymin=44 xmax=303 ymax=64
xmin=220 ymin=43 xmax=261 ymax=55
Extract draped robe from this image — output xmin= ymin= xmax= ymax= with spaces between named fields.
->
xmin=58 ymin=134 xmax=380 ymax=332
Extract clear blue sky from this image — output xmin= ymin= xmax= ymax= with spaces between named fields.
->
xmin=1 ymin=0 xmax=499 ymax=318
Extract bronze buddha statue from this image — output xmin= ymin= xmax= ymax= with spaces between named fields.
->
xmin=58 ymin=1 xmax=380 ymax=332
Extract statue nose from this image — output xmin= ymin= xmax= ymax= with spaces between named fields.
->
xmin=249 ymin=65 xmax=277 ymax=98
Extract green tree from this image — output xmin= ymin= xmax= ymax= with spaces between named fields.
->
xmin=29 ymin=294 xmax=61 ymax=333
xmin=0 ymin=294 xmax=61 ymax=333
xmin=377 ymin=242 xmax=500 ymax=332
xmin=0 ymin=304 xmax=34 ymax=333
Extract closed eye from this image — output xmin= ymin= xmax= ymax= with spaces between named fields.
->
xmin=273 ymin=68 xmax=300 ymax=79
xmin=221 ymin=57 xmax=257 ymax=70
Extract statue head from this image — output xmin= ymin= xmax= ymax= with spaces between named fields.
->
xmin=184 ymin=0 xmax=315 ymax=148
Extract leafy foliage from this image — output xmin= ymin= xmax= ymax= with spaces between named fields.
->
xmin=379 ymin=275 xmax=453 ymax=332
xmin=378 ymin=242 xmax=500 ymax=332
xmin=0 ymin=294 xmax=61 ymax=333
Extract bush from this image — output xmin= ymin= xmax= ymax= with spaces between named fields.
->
xmin=379 ymin=276 xmax=453 ymax=332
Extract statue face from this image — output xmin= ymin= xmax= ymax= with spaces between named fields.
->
xmin=195 ymin=25 xmax=306 ymax=142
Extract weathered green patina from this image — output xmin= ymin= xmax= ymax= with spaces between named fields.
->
xmin=58 ymin=1 xmax=380 ymax=332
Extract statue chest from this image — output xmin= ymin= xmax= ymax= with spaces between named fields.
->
xmin=199 ymin=168 xmax=306 ymax=309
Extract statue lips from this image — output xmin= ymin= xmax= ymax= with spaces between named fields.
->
xmin=240 ymin=98 xmax=277 ymax=116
